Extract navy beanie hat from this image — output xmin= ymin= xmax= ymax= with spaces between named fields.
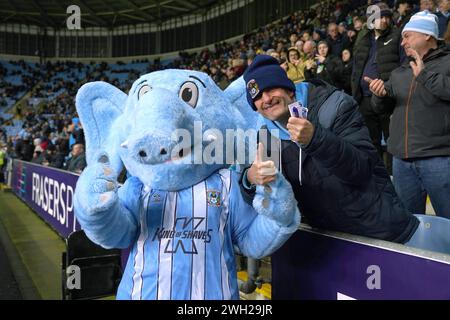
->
xmin=243 ymin=54 xmax=296 ymax=110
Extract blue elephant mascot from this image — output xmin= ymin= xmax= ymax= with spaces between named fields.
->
xmin=74 ymin=69 xmax=300 ymax=300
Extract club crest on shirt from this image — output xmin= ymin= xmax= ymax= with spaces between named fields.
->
xmin=207 ymin=190 xmax=221 ymax=207
xmin=152 ymin=193 xmax=161 ymax=202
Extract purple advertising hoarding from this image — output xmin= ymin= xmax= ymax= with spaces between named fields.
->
xmin=11 ymin=160 xmax=81 ymax=239
xmin=272 ymin=229 xmax=450 ymax=300
xmin=9 ymin=160 xmax=450 ymax=299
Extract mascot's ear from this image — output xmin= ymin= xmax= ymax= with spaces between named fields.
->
xmin=224 ymin=76 xmax=246 ymax=104
xmin=75 ymin=81 xmax=127 ymax=174
xmin=223 ymin=76 xmax=264 ymax=168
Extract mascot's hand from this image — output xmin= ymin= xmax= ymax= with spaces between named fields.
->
xmin=75 ymin=152 xmax=119 ymax=215
xmin=253 ymin=172 xmax=298 ymax=227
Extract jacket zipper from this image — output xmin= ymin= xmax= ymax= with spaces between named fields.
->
xmin=404 ymin=78 xmax=417 ymax=159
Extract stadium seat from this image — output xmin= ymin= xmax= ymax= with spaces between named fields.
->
xmin=405 ymin=214 xmax=450 ymax=255
xmin=61 ymin=230 xmax=122 ymax=300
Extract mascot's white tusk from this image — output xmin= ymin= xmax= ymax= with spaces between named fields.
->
xmin=205 ymin=134 xmax=217 ymax=143
xmin=120 ymin=140 xmax=129 ymax=148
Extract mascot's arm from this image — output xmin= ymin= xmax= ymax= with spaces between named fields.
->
xmin=230 ymin=172 xmax=300 ymax=259
xmin=74 ymin=153 xmax=141 ymax=249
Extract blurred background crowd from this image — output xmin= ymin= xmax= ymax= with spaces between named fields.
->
xmin=0 ymin=0 xmax=449 ymax=179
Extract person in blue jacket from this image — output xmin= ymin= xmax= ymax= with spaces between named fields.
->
xmin=240 ymin=54 xmax=419 ymax=243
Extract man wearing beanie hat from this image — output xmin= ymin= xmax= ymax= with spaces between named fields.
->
xmin=352 ymin=1 xmax=405 ymax=174
xmin=368 ymin=10 xmax=450 ymax=219
xmin=239 ymin=54 xmax=419 ymax=243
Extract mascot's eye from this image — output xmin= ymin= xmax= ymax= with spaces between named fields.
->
xmin=179 ymin=81 xmax=199 ymax=108
xmin=138 ymin=85 xmax=151 ymax=99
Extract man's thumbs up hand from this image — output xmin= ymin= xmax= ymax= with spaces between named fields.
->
xmin=247 ymin=143 xmax=278 ymax=186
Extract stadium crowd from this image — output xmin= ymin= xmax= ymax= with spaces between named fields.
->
xmin=0 ymin=0 xmax=449 ymax=216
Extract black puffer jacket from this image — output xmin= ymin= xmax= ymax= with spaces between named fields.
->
xmin=240 ymin=80 xmax=419 ymax=243
xmin=372 ymin=46 xmax=450 ymax=159
xmin=351 ymin=26 xmax=403 ymax=102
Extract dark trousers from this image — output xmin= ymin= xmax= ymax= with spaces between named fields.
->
xmin=359 ymin=96 xmax=392 ymax=174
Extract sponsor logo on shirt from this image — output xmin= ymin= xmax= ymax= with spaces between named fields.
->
xmin=152 ymin=217 xmax=213 ymax=254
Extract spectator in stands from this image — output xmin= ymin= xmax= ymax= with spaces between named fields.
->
xmin=351 ymin=2 xmax=405 ymax=173
xmin=393 ymin=0 xmax=414 ymax=28
xmin=368 ymin=10 xmax=450 ymax=219
xmin=276 ymin=41 xmax=285 ymax=54
xmin=247 ymin=52 xmax=256 ymax=66
xmin=33 ymin=137 xmax=41 ymax=152
xmin=41 ymin=144 xmax=54 ymax=167
xmin=326 ymin=22 xmax=352 ymax=56
xmin=289 ymin=33 xmax=299 ymax=47
xmin=68 ymin=117 xmax=80 ymax=149
xmin=445 ymin=20 xmax=450 ymax=43
xmin=301 ymin=40 xmax=318 ymax=79
xmin=338 ymin=21 xmax=348 ymax=35
xmin=0 ymin=128 xmax=6 ymax=145
xmin=0 ymin=143 xmax=6 ymax=185
xmin=232 ymin=58 xmax=246 ymax=77
xmin=18 ymin=134 xmax=34 ymax=162
xmin=13 ymin=136 xmax=22 ymax=160
xmin=223 ymin=66 xmax=238 ymax=89
xmin=353 ymin=16 xmax=364 ymax=32
xmin=302 ymin=40 xmax=317 ymax=62
xmin=53 ymin=139 xmax=69 ymax=169
xmin=312 ymin=29 xmax=324 ymax=42
xmin=266 ymin=49 xmax=280 ymax=61
xmin=301 ymin=31 xmax=312 ymax=42
xmin=436 ymin=0 xmax=450 ymax=37
xmin=240 ymin=54 xmax=419 ymax=243
xmin=310 ymin=14 xmax=323 ymax=29
xmin=421 ymin=0 xmax=436 ymax=11
xmin=341 ymin=48 xmax=353 ymax=95
xmin=305 ymin=41 xmax=344 ymax=89
xmin=65 ymin=143 xmax=87 ymax=174
xmin=71 ymin=119 xmax=85 ymax=146
xmin=286 ymin=47 xmax=306 ymax=83
xmin=346 ymin=25 xmax=359 ymax=44
xmin=295 ymin=40 xmax=304 ymax=54
xmin=31 ymin=145 xmax=44 ymax=164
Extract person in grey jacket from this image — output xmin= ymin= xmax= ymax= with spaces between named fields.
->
xmin=66 ymin=143 xmax=87 ymax=174
xmin=367 ymin=11 xmax=450 ymax=219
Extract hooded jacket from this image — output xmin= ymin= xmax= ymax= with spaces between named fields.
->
xmin=240 ymin=80 xmax=419 ymax=243
xmin=286 ymin=47 xmax=306 ymax=83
